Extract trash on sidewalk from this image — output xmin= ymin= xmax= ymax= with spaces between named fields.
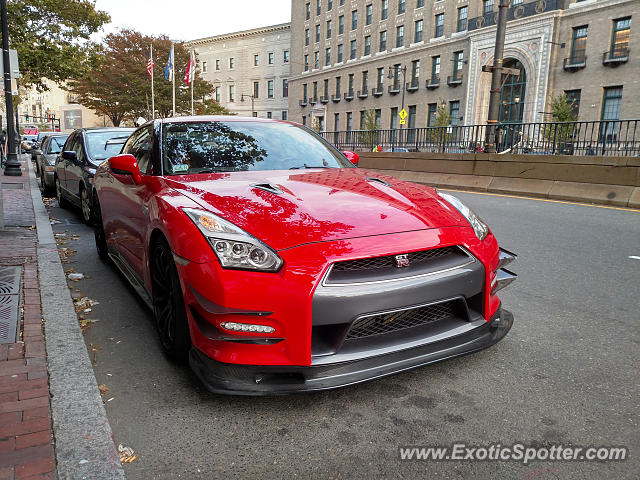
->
xmin=118 ymin=444 xmax=137 ymax=464
xmin=58 ymin=247 xmax=76 ymax=261
xmin=98 ymin=384 xmax=110 ymax=396
xmin=74 ymin=296 xmax=99 ymax=312
xmin=68 ymin=272 xmax=85 ymax=281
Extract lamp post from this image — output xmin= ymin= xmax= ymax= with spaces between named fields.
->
xmin=240 ymin=94 xmax=256 ymax=117
xmin=2 ymin=0 xmax=20 ymax=176
xmin=388 ymin=65 xmax=407 ymax=127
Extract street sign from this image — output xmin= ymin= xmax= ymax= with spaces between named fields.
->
xmin=0 ymin=50 xmax=20 ymax=79
xmin=399 ymin=108 xmax=407 ymax=120
xmin=399 ymin=119 xmax=406 ymax=125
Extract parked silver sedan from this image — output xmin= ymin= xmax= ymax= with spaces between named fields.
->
xmin=34 ymin=134 xmax=69 ymax=196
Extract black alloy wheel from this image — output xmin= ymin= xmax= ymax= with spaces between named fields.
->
xmin=55 ymin=177 xmax=70 ymax=208
xmin=80 ymin=186 xmax=92 ymax=225
xmin=150 ymin=238 xmax=191 ymax=363
xmin=93 ymin=194 xmax=109 ymax=262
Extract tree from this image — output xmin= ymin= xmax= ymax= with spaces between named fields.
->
xmin=68 ymin=30 xmax=228 ymax=126
xmin=543 ymin=93 xmax=578 ymax=151
xmin=7 ymin=0 xmax=110 ymax=90
xmin=428 ymin=102 xmax=452 ymax=144
xmin=357 ymin=109 xmax=379 ymax=149
xmin=549 ymin=93 xmax=578 ymax=122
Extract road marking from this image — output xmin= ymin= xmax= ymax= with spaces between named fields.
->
xmin=440 ymin=189 xmax=640 ymax=213
xmin=629 ymin=256 xmax=640 ymax=260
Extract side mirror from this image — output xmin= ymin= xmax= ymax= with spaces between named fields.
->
xmin=109 ymin=154 xmax=142 ymax=184
xmin=62 ymin=150 xmax=77 ymax=162
xmin=342 ymin=150 xmax=359 ymax=165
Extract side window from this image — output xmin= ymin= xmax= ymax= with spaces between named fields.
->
xmin=71 ymin=136 xmax=85 ymax=163
xmin=126 ymin=127 xmax=153 ymax=174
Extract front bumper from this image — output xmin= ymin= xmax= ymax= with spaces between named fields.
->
xmin=189 ymin=306 xmax=513 ymax=395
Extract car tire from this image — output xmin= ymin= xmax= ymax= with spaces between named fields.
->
xmin=40 ymin=170 xmax=52 ymax=196
xmin=150 ymin=238 xmax=191 ymax=363
xmin=55 ymin=177 xmax=70 ymax=209
xmin=93 ymin=194 xmax=110 ymax=263
xmin=80 ymin=186 xmax=93 ymax=225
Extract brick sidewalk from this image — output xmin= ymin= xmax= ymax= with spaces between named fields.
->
xmin=0 ymin=162 xmax=55 ymax=480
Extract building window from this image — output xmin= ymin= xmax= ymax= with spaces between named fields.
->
xmin=449 ymin=101 xmax=460 ymax=126
xmin=253 ymin=81 xmax=260 ymax=99
xmin=390 ymin=107 xmax=398 ymax=129
xmin=610 ymin=17 xmax=631 ymax=58
xmin=366 ymin=4 xmax=373 ymax=25
xmin=284 ymin=50 xmax=290 ymax=63
xmin=396 ymin=25 xmax=404 ymax=47
xmin=338 ymin=15 xmax=344 ymax=35
xmin=328 ymin=0 xmax=333 ymax=11
xmin=408 ymin=105 xmax=416 ymax=129
xmin=337 ymin=44 xmax=343 ymax=62
xmin=431 ymin=55 xmax=440 ymax=82
xmin=306 ymin=2 xmax=310 ymax=20
xmin=364 ymin=36 xmax=371 ymax=56
xmin=417 ymin=0 xmax=424 ymax=7
xmin=453 ymin=51 xmax=464 ymax=80
xmin=254 ymin=54 xmax=260 ymax=67
xmin=302 ymin=115 xmax=307 ymax=126
xmin=229 ymin=57 xmax=235 ymax=69
xmin=379 ymin=30 xmax=387 ymax=51
xmin=335 ymin=76 xmax=341 ymax=95
xmin=314 ymin=51 xmax=319 ymax=69
xmin=398 ymin=0 xmax=405 ymax=15
xmin=283 ymin=79 xmax=289 ymax=98
xmin=512 ymin=0 xmax=523 ymax=4
xmin=434 ymin=14 xmax=444 ymax=38
xmin=427 ymin=103 xmax=437 ymax=126
xmin=315 ymin=24 xmax=320 ymax=42
xmin=268 ymin=80 xmax=274 ymax=98
xmin=377 ymin=67 xmax=384 ymax=89
xmin=282 ymin=111 xmax=288 ymax=121
xmin=268 ymin=52 xmax=274 ymax=65
xmin=327 ymin=20 xmax=332 ymax=38
xmin=601 ymin=86 xmax=622 ymax=122
xmin=348 ymin=73 xmax=354 ymax=93
xmin=316 ymin=0 xmax=321 ymax=16
xmin=350 ymin=40 xmax=357 ymax=59
xmin=305 ymin=28 xmax=310 ymax=46
xmin=414 ymin=19 xmax=423 ymax=43
xmin=326 ymin=47 xmax=331 ymax=65
xmin=214 ymin=86 xmax=220 ymax=103
xmin=361 ymin=71 xmax=368 ymax=91
xmin=303 ymin=84 xmax=308 ymax=101
xmin=457 ymin=6 xmax=468 ymax=32
xmin=570 ymin=26 xmax=588 ymax=63
xmin=381 ymin=0 xmax=388 ymax=20
xmin=323 ymin=79 xmax=329 ymax=97
xmin=564 ymin=89 xmax=581 ymax=118
xmin=215 ymin=59 xmax=220 ymax=70
xmin=201 ymin=61 xmax=207 ymax=73
xmin=304 ymin=54 xmax=309 ymax=71
xmin=267 ymin=112 xmax=272 ymax=119
xmin=392 ymin=63 xmax=400 ymax=89
xmin=483 ymin=0 xmax=494 ymax=16
xmin=359 ymin=110 xmax=366 ymax=129
xmin=346 ymin=112 xmax=352 ymax=131
xmin=229 ymin=85 xmax=235 ymax=102
xmin=410 ymin=59 xmax=420 ymax=86
xmin=351 ymin=10 xmax=358 ymax=30
xmin=340 ymin=0 xmax=344 ymax=5
xmin=374 ymin=109 xmax=381 ymax=128
xmin=334 ymin=113 xmax=340 ymax=131
xmin=313 ymin=81 xmax=318 ymax=100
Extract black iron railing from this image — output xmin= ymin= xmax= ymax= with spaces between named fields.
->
xmin=319 ymin=119 xmax=640 ymax=156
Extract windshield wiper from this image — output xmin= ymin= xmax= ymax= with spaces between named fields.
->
xmin=289 ymin=164 xmax=330 ymax=169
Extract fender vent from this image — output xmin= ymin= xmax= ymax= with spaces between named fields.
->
xmin=251 ymin=183 xmax=283 ymax=195
xmin=365 ymin=177 xmax=392 ymax=187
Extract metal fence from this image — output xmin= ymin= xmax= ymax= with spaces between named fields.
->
xmin=319 ymin=119 xmax=640 ymax=157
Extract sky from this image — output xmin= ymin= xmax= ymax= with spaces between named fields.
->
xmin=93 ymin=0 xmax=292 ymax=42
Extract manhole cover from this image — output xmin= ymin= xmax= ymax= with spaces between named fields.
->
xmin=0 ymin=266 xmax=21 ymax=344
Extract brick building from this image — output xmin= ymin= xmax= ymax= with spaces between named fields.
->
xmin=186 ymin=23 xmax=291 ymax=120
xmin=288 ymin=0 xmax=637 ymax=132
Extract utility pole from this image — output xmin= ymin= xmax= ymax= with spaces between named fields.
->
xmin=483 ymin=0 xmax=518 ymax=153
xmin=1 ymin=0 xmax=20 ymax=176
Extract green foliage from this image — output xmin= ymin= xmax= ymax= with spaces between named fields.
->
xmin=434 ymin=104 xmax=451 ymax=127
xmin=68 ymin=30 xmax=223 ymax=126
xmin=7 ymin=0 xmax=110 ymax=90
xmin=543 ymin=94 xmax=578 ymax=147
xmin=549 ymin=93 xmax=578 ymax=122
xmin=195 ymin=98 xmax=234 ymax=116
xmin=358 ymin=109 xmax=380 ymax=147
xmin=428 ymin=103 xmax=453 ymax=143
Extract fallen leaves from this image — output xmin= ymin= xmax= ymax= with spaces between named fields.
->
xmin=73 ymin=296 xmax=99 ymax=313
xmin=118 ymin=444 xmax=136 ymax=464
xmin=98 ymin=384 xmax=110 ymax=396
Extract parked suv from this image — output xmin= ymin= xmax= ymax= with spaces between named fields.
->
xmin=34 ymin=134 xmax=69 ymax=195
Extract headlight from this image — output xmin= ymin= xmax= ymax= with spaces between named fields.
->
xmin=437 ymin=191 xmax=489 ymax=240
xmin=183 ymin=208 xmax=283 ymax=272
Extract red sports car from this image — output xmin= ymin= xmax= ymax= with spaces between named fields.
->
xmin=93 ymin=117 xmax=516 ymax=394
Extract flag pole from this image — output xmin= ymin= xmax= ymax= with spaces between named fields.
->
xmin=171 ymin=42 xmax=176 ymax=117
xmin=190 ymin=50 xmax=195 ymax=116
xmin=150 ymin=44 xmax=155 ymax=119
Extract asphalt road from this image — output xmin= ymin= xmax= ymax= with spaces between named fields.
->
xmin=43 ymin=185 xmax=640 ymax=479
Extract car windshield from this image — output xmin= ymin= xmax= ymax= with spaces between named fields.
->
xmin=46 ymin=136 xmax=69 ymax=154
xmin=161 ymin=121 xmax=353 ymax=175
xmin=85 ymin=130 xmax=134 ymax=162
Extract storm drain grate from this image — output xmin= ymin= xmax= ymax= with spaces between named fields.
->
xmin=1 ymin=183 xmax=23 ymax=190
xmin=0 ymin=266 xmax=21 ymax=344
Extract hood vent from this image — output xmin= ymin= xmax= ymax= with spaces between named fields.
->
xmin=251 ymin=183 xmax=283 ymax=195
xmin=365 ymin=177 xmax=392 ymax=187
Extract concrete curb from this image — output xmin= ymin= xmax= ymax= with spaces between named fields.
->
xmin=28 ymin=163 xmax=126 ymax=479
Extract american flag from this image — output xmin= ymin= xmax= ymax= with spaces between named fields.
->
xmin=146 ymin=54 xmax=154 ymax=77
xmin=183 ymin=50 xmax=196 ymax=85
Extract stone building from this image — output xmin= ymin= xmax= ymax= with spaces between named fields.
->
xmin=186 ymin=23 xmax=291 ymax=120
xmin=288 ymin=0 xmax=637 ymax=131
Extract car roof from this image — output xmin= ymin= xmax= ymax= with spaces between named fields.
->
xmin=79 ymin=127 xmax=136 ymax=132
xmin=153 ymin=115 xmax=286 ymax=125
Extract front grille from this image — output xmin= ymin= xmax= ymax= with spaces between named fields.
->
xmin=346 ymin=301 xmax=457 ymax=340
xmin=332 ymin=246 xmax=460 ymax=272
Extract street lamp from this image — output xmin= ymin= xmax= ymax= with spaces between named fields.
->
xmin=388 ymin=65 xmax=407 ymax=127
xmin=240 ymin=94 xmax=256 ymax=117
xmin=1 ymin=0 xmax=21 ymax=176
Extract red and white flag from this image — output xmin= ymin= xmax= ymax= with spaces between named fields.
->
xmin=146 ymin=53 xmax=154 ymax=77
xmin=183 ymin=50 xmax=196 ymax=85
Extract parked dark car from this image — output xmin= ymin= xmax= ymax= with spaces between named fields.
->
xmin=55 ymin=127 xmax=135 ymax=223
xmin=31 ymin=131 xmax=55 ymax=160
xmin=34 ymin=134 xmax=69 ymax=196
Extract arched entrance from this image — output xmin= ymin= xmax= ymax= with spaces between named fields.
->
xmin=498 ymin=59 xmax=527 ymax=149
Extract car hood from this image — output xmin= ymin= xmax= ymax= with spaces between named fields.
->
xmin=164 ymin=168 xmax=468 ymax=250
